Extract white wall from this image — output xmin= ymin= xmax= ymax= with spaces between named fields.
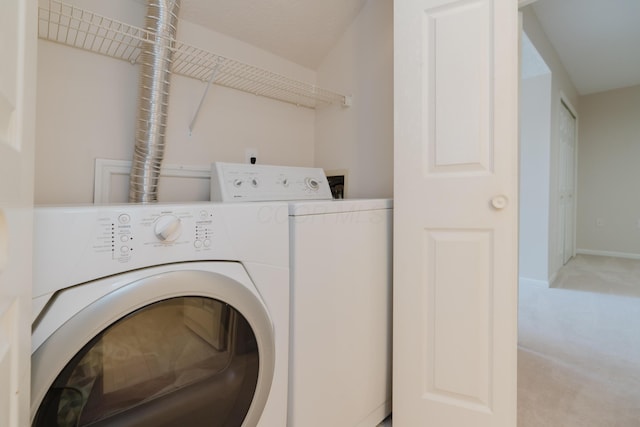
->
xmin=576 ymin=84 xmax=640 ymax=258
xmin=522 ymin=6 xmax=579 ymax=280
xmin=520 ymin=73 xmax=552 ymax=284
xmin=314 ymin=0 xmax=393 ymax=199
xmin=35 ymin=0 xmax=316 ymax=204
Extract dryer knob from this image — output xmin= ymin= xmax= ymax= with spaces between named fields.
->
xmin=305 ymin=177 xmax=320 ymax=191
xmin=154 ymin=215 xmax=183 ymax=242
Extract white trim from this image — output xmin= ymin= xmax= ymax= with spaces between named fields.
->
xmin=94 ymin=159 xmax=130 ymax=204
xmin=559 ymin=91 xmax=578 ymax=119
xmin=518 ymin=277 xmax=550 ymax=288
xmin=576 ymin=248 xmax=640 ymax=260
xmin=93 ymin=158 xmax=211 ymax=204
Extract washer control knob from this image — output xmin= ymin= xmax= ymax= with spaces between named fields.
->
xmin=154 ymin=215 xmax=182 ymax=242
xmin=305 ymin=177 xmax=320 ymax=191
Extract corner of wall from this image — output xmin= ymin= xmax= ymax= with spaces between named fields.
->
xmin=314 ymin=0 xmax=394 ymax=199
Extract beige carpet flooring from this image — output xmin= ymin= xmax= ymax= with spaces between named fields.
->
xmin=518 ymin=254 xmax=640 ymax=426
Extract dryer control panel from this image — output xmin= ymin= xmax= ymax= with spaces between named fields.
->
xmin=211 ymin=162 xmax=333 ymax=202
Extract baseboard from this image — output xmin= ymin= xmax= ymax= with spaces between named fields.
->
xmin=357 ymin=400 xmax=391 ymax=427
xmin=518 ymin=277 xmax=550 ymax=288
xmin=576 ymin=248 xmax=640 ymax=260
xmin=548 ymin=270 xmax=558 ymax=286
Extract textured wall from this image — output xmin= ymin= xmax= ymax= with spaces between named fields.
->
xmin=520 ymin=73 xmax=552 ymax=284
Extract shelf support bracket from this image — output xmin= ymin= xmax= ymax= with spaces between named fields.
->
xmin=189 ymin=63 xmax=221 ymax=135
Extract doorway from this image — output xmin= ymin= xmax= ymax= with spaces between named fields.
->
xmin=519 ymin=29 xmax=578 ymax=287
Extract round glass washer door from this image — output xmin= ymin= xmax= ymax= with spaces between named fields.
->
xmin=31 ymin=268 xmax=275 ymax=427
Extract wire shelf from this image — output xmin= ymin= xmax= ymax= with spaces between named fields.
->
xmin=37 ymin=0 xmax=349 ymax=109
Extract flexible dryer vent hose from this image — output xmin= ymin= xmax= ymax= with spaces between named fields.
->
xmin=129 ymin=0 xmax=180 ymax=203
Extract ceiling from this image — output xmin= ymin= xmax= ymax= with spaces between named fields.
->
xmin=179 ymin=0 xmax=367 ymax=69
xmin=530 ymin=0 xmax=640 ymax=95
xmin=175 ymin=0 xmax=640 ymax=95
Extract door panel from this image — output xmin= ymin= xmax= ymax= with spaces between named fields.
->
xmin=426 ymin=230 xmax=492 ymax=409
xmin=394 ymin=0 xmax=518 ymax=425
xmin=426 ymin=0 xmax=492 ymax=174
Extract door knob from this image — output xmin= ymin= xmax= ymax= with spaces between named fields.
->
xmin=491 ymin=195 xmax=508 ymax=210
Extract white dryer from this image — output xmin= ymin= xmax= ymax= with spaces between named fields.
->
xmin=31 ymin=202 xmax=289 ymax=427
xmin=212 ymin=163 xmax=393 ymax=427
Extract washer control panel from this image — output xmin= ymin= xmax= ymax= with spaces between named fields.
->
xmin=211 ymin=162 xmax=333 ymax=202
xmin=33 ymin=202 xmax=289 ymax=302
xmin=91 ymin=206 xmax=215 ymax=264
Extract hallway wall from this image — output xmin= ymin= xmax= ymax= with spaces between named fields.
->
xmin=522 ymin=6 xmax=579 ymax=280
xmin=576 ymin=84 xmax=640 ymax=258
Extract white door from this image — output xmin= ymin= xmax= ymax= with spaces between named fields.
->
xmin=558 ymin=100 xmax=576 ymax=265
xmin=393 ymin=0 xmax=518 ymax=425
xmin=0 ymin=0 xmax=37 ymax=425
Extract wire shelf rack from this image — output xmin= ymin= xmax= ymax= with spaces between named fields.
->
xmin=37 ymin=0 xmax=350 ymax=109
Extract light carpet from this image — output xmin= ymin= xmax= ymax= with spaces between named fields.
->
xmin=518 ymin=254 xmax=640 ymax=426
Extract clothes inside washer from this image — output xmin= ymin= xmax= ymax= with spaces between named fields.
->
xmin=34 ymin=297 xmax=259 ymax=427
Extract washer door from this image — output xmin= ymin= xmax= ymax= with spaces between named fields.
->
xmin=31 ymin=268 xmax=275 ymax=427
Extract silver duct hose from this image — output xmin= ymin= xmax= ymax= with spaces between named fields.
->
xmin=129 ymin=0 xmax=180 ymax=203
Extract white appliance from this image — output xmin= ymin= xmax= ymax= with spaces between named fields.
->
xmin=31 ymin=202 xmax=290 ymax=427
xmin=211 ymin=162 xmax=333 ymax=202
xmin=212 ymin=163 xmax=393 ymax=427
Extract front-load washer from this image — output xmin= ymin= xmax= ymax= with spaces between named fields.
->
xmin=31 ymin=202 xmax=289 ymax=427
xmin=211 ymin=163 xmax=393 ymax=427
